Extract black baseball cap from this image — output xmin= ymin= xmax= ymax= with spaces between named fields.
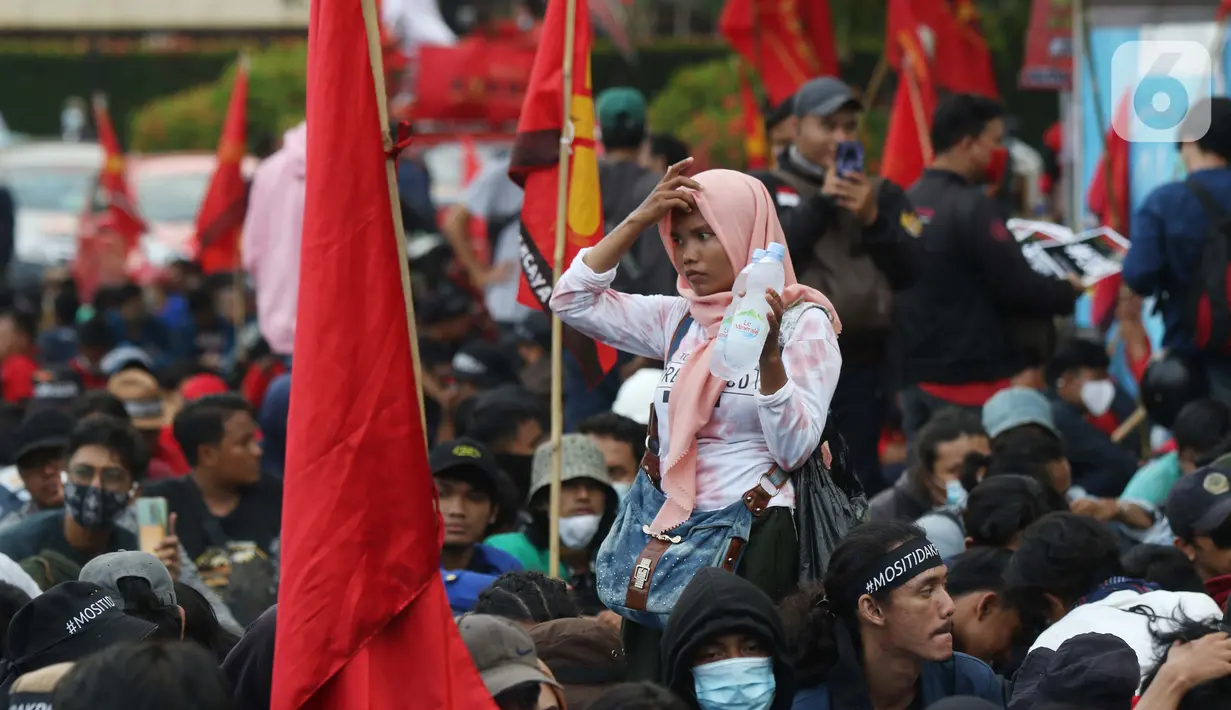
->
xmin=5 ymin=581 xmax=157 ymax=677
xmin=429 ymin=438 xmax=519 ymax=529
xmin=1167 ymin=466 xmax=1231 ymax=540
xmin=25 ymin=368 xmax=84 ymax=416
xmin=451 ymin=341 xmax=522 ymax=390
xmin=514 ymin=311 xmax=551 ymax=351
xmin=12 ymin=410 xmax=73 ymax=464
xmin=792 ymin=76 xmax=863 ymax=118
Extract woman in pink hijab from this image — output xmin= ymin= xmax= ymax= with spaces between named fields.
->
xmin=550 ymin=159 xmax=843 ymax=675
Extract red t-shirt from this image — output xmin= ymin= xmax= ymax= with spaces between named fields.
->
xmin=917 ymin=379 xmax=1014 ymax=408
xmin=1 ymin=353 xmax=39 ymax=403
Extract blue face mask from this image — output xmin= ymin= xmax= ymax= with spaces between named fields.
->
xmin=692 ymin=656 xmax=776 ymax=710
xmin=945 ymin=479 xmax=967 ymax=507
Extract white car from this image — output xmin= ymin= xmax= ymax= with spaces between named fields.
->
xmin=0 ymin=141 xmax=103 ymax=287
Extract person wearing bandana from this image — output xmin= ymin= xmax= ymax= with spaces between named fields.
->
xmin=781 ymin=521 xmax=1003 ymax=709
xmin=0 ymin=415 xmax=180 ymax=583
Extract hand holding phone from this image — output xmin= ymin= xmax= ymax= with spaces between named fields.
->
xmin=835 ymin=141 xmax=865 ymax=178
xmin=137 ymin=497 xmax=168 ymax=554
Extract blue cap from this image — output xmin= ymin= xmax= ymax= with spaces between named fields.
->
xmin=751 ymin=248 xmax=766 ymax=263
xmin=766 ymin=243 xmax=787 ymax=260
xmin=982 ymin=387 xmax=1059 ymax=440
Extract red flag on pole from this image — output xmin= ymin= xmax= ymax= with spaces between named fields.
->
xmin=949 ymin=0 xmax=999 ymax=98
xmin=881 ymin=31 xmax=937 ymax=189
xmin=270 ymin=0 xmax=497 ymax=706
xmin=739 ymin=65 xmax=769 ymax=170
xmin=719 ymin=0 xmax=837 ymax=107
xmin=508 ymin=0 xmax=618 ymax=386
xmin=194 ymin=57 xmax=250 ymax=275
xmin=92 ymin=95 xmax=146 ymax=253
xmin=1086 ymin=92 xmax=1132 ymax=329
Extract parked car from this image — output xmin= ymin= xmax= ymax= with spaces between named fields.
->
xmin=0 ymin=141 xmax=103 ymax=289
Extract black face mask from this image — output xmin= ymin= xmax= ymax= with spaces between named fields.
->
xmin=64 ymin=483 xmax=130 ymax=530
xmin=495 ymin=453 xmax=534 ymax=501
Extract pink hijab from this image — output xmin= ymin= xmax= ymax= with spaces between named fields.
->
xmin=650 ymin=169 xmax=842 ymax=534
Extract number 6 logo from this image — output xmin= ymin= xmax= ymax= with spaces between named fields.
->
xmin=1111 ymin=40 xmax=1212 ymax=144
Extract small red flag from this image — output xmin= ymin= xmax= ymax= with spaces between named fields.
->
xmin=92 ymin=95 xmax=146 ymax=253
xmin=194 ymin=58 xmax=249 ymax=275
xmin=949 ymin=0 xmax=999 ymax=98
xmin=881 ymin=31 xmax=937 ymax=189
xmin=508 ymin=0 xmax=618 ymax=386
xmin=270 ymin=0 xmax=497 ymax=707
xmin=739 ymin=66 xmax=769 ymax=170
xmin=719 ymin=0 xmax=837 ymax=107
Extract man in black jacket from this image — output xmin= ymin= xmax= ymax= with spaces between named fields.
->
xmin=753 ymin=76 xmax=923 ymax=496
xmin=898 ymin=94 xmax=1082 ymax=437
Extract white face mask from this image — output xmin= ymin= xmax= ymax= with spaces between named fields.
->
xmin=1080 ymin=379 xmax=1116 ymax=417
xmin=558 ymin=514 xmax=602 ymax=549
xmin=612 ymin=481 xmax=633 ymax=503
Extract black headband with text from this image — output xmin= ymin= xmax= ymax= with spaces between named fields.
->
xmin=846 ymin=537 xmax=943 ymax=603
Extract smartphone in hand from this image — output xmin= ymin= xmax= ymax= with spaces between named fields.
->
xmin=136 ymin=497 xmax=168 ymax=554
xmin=835 ymin=141 xmax=864 ymax=178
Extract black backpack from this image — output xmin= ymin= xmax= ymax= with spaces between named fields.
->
xmin=1184 ymin=179 xmax=1231 ymax=354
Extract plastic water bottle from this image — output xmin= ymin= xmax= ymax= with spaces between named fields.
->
xmin=710 ymin=249 xmax=766 ymax=379
xmin=719 ymin=243 xmax=786 ymax=377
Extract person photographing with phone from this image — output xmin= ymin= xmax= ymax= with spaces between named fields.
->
xmin=751 ymin=76 xmax=923 ymax=498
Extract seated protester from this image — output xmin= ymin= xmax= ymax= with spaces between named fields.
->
xmin=1167 ymin=467 xmax=1231 ymax=610
xmin=461 ymin=386 xmax=548 ymax=502
xmin=220 ymin=604 xmax=276 ymax=710
xmin=513 ymin=311 xmax=552 ymax=398
xmin=6 ymin=662 xmax=74 ymax=708
xmin=1136 ymin=617 xmax=1231 ymax=709
xmin=780 ymin=522 xmax=1002 ymax=709
xmin=0 ymin=581 xmax=157 ymax=695
xmin=0 ymin=410 xmax=71 ymax=529
xmin=1119 ymin=399 xmax=1231 ymax=529
xmin=472 ymin=570 xmax=581 ymax=628
xmin=588 ymin=682 xmax=690 ymax=710
xmin=1008 ymin=632 xmax=1140 ymax=710
xmin=946 ymin=547 xmax=1023 ymax=670
xmin=457 ymin=614 xmax=563 ymax=710
xmin=52 ymin=642 xmax=234 ymax=710
xmin=69 ymin=317 xmax=114 ymax=391
xmin=1005 ymin=512 xmax=1222 ymax=680
xmin=920 ymin=474 xmax=1065 ymax=560
xmin=577 ymin=411 xmax=647 ymax=503
xmin=0 ymin=416 xmax=176 ymax=582
xmin=531 ymin=616 xmax=627 ymax=710
xmin=661 ymin=567 xmax=794 ymax=710
xmin=485 ymin=434 xmax=617 ymax=614
xmin=174 ymin=581 xmax=240 ymax=663
xmin=149 ymin=394 xmax=280 ymax=626
xmin=37 ymin=290 xmax=81 ymax=367
xmin=870 ymin=409 xmax=988 ymax=523
xmin=1121 ymin=545 xmax=1207 ymax=594
xmin=963 ymin=425 xmax=1074 ymax=506
xmin=0 ymin=309 xmax=39 ymax=404
xmin=107 ymin=367 xmax=188 ymax=481
xmin=452 ymin=340 xmax=524 ymax=403
xmin=80 ymin=550 xmax=184 ymax=641
xmin=1044 ymin=338 xmax=1140 ymax=497
xmin=430 ymin=438 xmax=523 ymax=612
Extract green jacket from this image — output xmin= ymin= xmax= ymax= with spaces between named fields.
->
xmin=483 ymin=532 xmax=568 ymax=577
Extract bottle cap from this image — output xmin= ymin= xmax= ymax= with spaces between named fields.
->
xmin=766 ymin=243 xmax=787 ymax=260
xmin=751 ymin=248 xmax=766 ymax=262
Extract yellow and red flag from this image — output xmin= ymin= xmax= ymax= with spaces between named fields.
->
xmin=194 ymin=57 xmax=249 ymax=275
xmin=508 ymin=0 xmax=617 ymax=386
xmin=92 ymin=95 xmax=146 ymax=253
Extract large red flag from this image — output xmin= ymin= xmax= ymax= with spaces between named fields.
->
xmin=719 ymin=0 xmax=837 ymax=107
xmin=194 ymin=57 xmax=249 ymax=275
xmin=271 ymin=0 xmax=497 ymax=706
xmin=92 ymin=95 xmax=146 ymax=252
xmin=887 ymin=0 xmax=996 ymax=98
xmin=881 ymin=31 xmax=937 ymax=189
xmin=508 ymin=0 xmax=618 ymax=386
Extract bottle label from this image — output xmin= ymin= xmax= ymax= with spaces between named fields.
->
xmin=732 ymin=309 xmax=765 ymax=338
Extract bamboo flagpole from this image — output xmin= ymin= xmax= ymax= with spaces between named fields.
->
xmin=359 ymin=0 xmax=428 ymax=442
xmin=548 ymin=0 xmax=581 ymax=581
xmin=903 ymin=61 xmax=934 ymax=166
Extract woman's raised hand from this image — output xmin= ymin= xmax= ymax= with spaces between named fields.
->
xmin=626 ymin=158 xmax=702 ymax=232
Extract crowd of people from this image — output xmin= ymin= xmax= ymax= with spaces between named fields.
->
xmin=0 ymin=64 xmax=1230 ymax=709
